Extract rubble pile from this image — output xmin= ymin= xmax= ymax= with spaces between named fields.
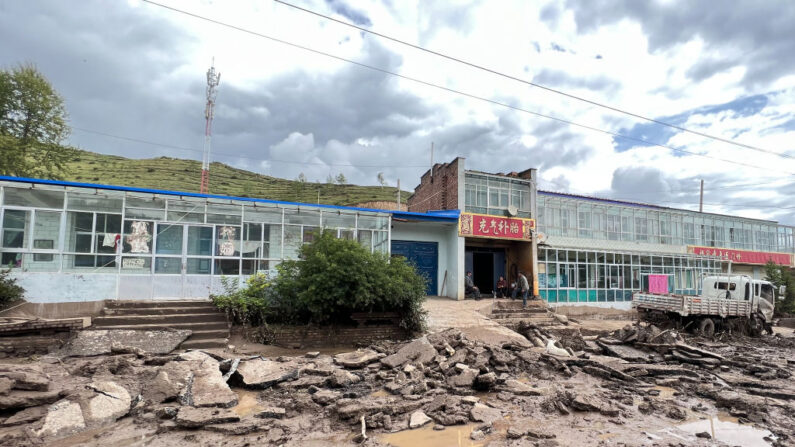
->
xmin=0 ymin=323 xmax=793 ymax=446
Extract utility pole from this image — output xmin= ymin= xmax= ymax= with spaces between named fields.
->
xmin=200 ymin=60 xmax=221 ymax=194
xmin=396 ymin=178 xmax=401 ymax=210
xmin=699 ymin=179 xmax=704 ymax=213
xmin=430 ymin=142 xmax=434 ymax=182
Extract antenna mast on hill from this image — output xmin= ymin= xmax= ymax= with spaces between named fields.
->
xmin=200 ymin=59 xmax=221 ymax=194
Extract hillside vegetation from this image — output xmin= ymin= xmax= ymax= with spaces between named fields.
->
xmin=56 ymin=150 xmax=409 ymax=207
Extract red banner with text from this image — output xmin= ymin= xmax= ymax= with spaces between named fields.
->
xmin=689 ymin=246 xmax=793 ymax=266
xmin=458 ymin=213 xmax=535 ymax=241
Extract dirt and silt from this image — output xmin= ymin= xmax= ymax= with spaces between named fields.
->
xmin=1 ymin=322 xmax=794 ymax=447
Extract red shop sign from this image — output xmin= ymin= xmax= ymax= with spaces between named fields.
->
xmin=689 ymin=246 xmax=793 ymax=266
xmin=459 ymin=212 xmax=534 ymax=241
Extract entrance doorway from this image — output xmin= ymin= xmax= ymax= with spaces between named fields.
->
xmin=473 ymin=252 xmax=494 ymax=294
xmin=465 ymin=247 xmax=506 ymax=296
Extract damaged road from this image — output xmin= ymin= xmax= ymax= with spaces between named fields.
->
xmin=0 ymin=323 xmax=793 ymax=446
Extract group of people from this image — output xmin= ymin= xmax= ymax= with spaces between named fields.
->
xmin=464 ymin=270 xmax=532 ymax=307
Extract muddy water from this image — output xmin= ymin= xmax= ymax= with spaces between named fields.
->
xmin=651 ymin=385 xmax=676 ymax=399
xmin=672 ymin=413 xmax=775 ymax=446
xmin=231 ymin=388 xmax=264 ymax=417
xmin=378 ymin=423 xmax=490 ymax=447
xmin=370 ymin=389 xmax=390 ymax=398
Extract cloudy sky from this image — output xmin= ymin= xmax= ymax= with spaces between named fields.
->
xmin=2 ymin=0 xmax=794 ymax=223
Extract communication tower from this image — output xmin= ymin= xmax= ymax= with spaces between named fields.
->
xmin=200 ymin=60 xmax=221 ymax=194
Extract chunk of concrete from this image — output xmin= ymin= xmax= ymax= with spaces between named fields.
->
xmin=175 ymin=407 xmax=240 ymax=428
xmin=188 ymin=357 xmax=238 ymax=408
xmin=334 ymin=349 xmax=381 ymax=369
xmin=256 ymin=407 xmax=286 ymax=419
xmin=34 ymin=400 xmax=85 ymax=438
xmin=381 ymin=337 xmax=437 ymax=369
xmin=470 ymin=403 xmax=502 ymax=424
xmin=0 ymin=389 xmax=63 ymax=410
xmin=327 ymin=368 xmax=361 ymax=388
xmin=233 ymin=358 xmax=299 ymax=389
xmin=0 ymin=405 xmax=47 ymax=427
xmin=83 ymin=381 xmax=132 ymax=425
xmin=58 ymin=330 xmax=191 ymax=357
xmin=499 ymin=379 xmax=541 ymax=396
xmin=447 ymin=367 xmax=479 ymax=388
xmin=146 ymin=361 xmax=194 ymax=404
xmin=0 ymin=365 xmax=49 ymax=391
xmin=311 ymin=389 xmax=341 ymax=406
xmin=409 ymin=410 xmax=432 ymax=428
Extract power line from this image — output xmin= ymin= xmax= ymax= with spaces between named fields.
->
xmin=140 ymin=1 xmax=795 ymax=177
xmin=71 ymin=127 xmax=428 ymax=169
xmin=273 ymin=0 xmax=794 ymax=161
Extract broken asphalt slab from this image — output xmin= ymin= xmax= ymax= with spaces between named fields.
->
xmin=57 ymin=330 xmax=191 ymax=357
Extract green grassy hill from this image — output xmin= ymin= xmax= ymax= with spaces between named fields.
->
xmin=61 ymin=150 xmax=409 ymax=207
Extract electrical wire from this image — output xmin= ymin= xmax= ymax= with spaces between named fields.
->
xmin=273 ymin=0 xmax=793 ymax=161
xmin=140 ymin=0 xmax=795 ymax=177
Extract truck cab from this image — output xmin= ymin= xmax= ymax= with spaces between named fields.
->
xmin=701 ymin=275 xmax=776 ymax=323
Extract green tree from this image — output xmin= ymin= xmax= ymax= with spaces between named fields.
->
xmin=763 ymin=260 xmax=795 ymax=315
xmin=335 ymin=172 xmax=347 ymax=184
xmin=0 ymin=64 xmax=75 ymax=179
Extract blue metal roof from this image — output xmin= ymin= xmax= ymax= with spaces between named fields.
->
xmin=0 ymin=175 xmax=460 ymax=222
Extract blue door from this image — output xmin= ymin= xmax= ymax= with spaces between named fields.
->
xmin=391 ymin=240 xmax=438 ymax=296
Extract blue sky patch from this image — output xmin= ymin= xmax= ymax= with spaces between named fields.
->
xmin=614 ymin=93 xmax=769 ymax=153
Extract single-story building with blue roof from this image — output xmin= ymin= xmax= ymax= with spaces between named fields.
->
xmin=0 ymin=176 xmax=463 ymax=303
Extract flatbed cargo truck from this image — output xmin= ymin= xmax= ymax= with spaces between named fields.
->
xmin=632 ymin=275 xmax=784 ymax=336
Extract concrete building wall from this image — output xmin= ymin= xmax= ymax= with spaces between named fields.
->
xmin=391 ymin=221 xmax=461 ymax=299
xmin=407 ymin=158 xmax=464 ymax=213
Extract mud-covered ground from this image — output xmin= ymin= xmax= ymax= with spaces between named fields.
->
xmin=1 ymin=323 xmax=794 ymax=447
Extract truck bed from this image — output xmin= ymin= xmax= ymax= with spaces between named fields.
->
xmin=633 ymin=292 xmax=752 ymax=318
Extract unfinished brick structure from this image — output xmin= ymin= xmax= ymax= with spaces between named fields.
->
xmin=407 ymin=157 xmax=463 ymax=213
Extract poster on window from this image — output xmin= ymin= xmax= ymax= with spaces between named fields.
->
xmin=126 ymin=221 xmax=151 ymax=253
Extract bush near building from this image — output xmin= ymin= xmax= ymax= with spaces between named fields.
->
xmin=0 ymin=269 xmax=25 ymax=309
xmin=212 ymin=230 xmax=428 ymax=334
xmin=764 ymin=260 xmax=795 ymax=315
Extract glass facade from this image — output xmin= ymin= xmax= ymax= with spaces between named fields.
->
xmin=538 ymin=247 xmax=723 ymax=303
xmin=464 ymin=173 xmax=532 ymax=218
xmin=537 ymin=193 xmax=793 ymax=254
xmin=0 ymin=183 xmax=391 ymax=275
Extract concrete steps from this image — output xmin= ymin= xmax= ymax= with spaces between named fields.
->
xmin=92 ymin=300 xmax=229 ymax=350
xmin=490 ymin=300 xmax=557 ymax=328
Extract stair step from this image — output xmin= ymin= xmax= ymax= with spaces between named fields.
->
xmin=180 ymin=339 xmax=229 ymax=350
xmin=105 ymin=300 xmax=213 ymax=309
xmin=90 ymin=322 xmax=229 ymax=331
xmin=92 ymin=313 xmax=227 ymax=326
xmin=103 ymin=306 xmax=220 ymax=316
xmin=187 ymin=329 xmax=231 ymax=340
xmin=491 ymin=313 xmax=549 ymax=319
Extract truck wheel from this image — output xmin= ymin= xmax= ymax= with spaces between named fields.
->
xmin=698 ymin=318 xmax=715 ymax=338
xmin=747 ymin=317 xmax=762 ymax=337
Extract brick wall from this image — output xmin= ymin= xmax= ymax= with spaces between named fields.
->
xmin=407 ymin=158 xmax=462 ymax=213
xmin=267 ymin=324 xmax=409 ymax=348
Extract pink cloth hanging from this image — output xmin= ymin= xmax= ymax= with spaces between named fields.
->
xmin=648 ymin=275 xmax=669 ymax=294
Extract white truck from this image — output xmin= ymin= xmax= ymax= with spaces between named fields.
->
xmin=632 ymin=275 xmax=784 ymax=337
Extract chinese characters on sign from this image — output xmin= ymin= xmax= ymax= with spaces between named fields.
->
xmin=459 ymin=213 xmax=534 ymax=241
xmin=689 ymin=246 xmax=792 ymax=266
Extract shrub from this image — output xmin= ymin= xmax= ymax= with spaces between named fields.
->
xmin=0 ymin=269 xmax=25 ymax=307
xmin=211 ymin=274 xmax=270 ymax=326
xmin=272 ymin=230 xmax=427 ymax=333
xmin=212 ymin=230 xmax=428 ymax=334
